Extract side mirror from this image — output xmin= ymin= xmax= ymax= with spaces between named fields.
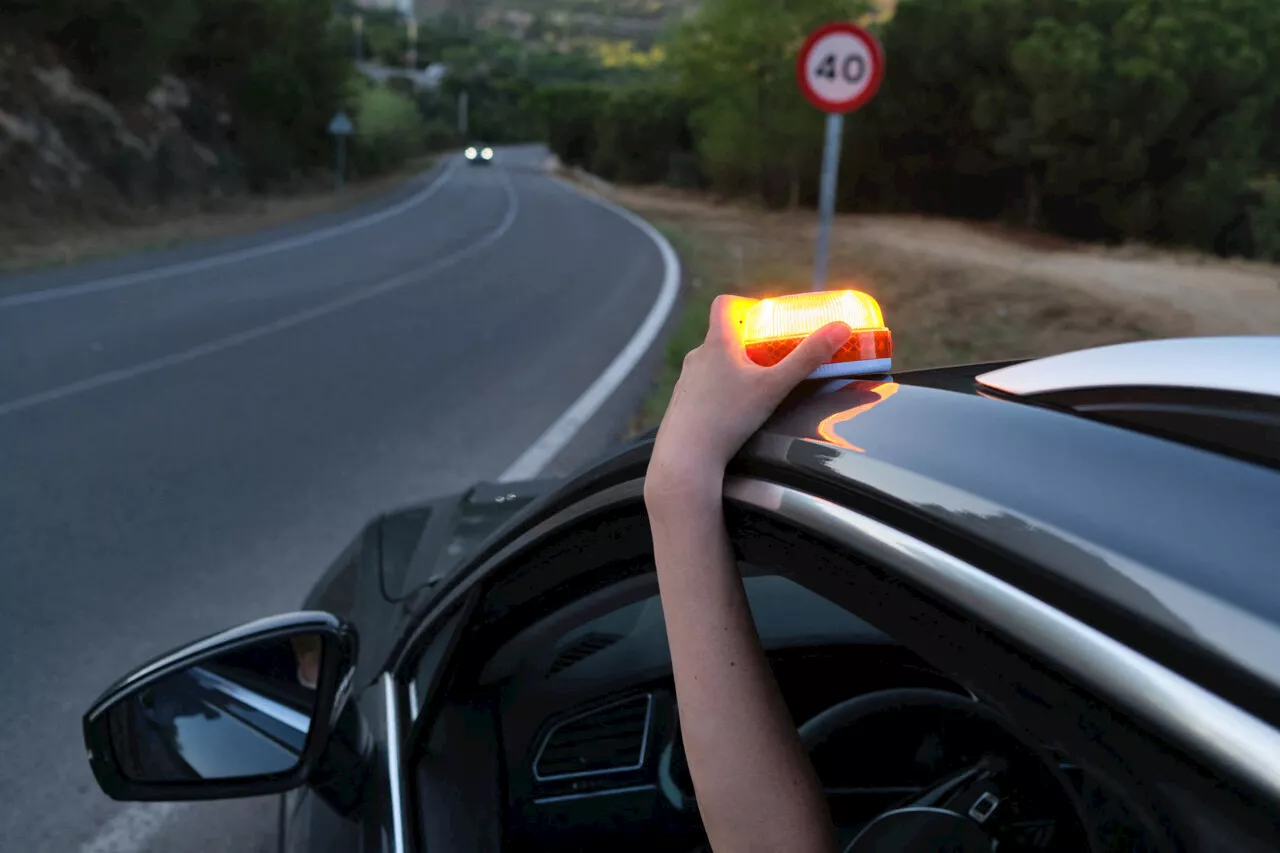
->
xmin=83 ymin=612 xmax=357 ymax=801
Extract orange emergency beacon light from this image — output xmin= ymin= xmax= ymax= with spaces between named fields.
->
xmin=741 ymin=289 xmax=893 ymax=378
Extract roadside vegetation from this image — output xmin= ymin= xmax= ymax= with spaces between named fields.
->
xmin=7 ymin=0 xmax=1278 ymax=260
xmin=542 ymin=0 xmax=1280 ymax=263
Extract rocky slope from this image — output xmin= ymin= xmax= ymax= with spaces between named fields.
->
xmin=0 ymin=38 xmax=244 ymax=229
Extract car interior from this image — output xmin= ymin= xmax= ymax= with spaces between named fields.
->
xmin=403 ymin=503 xmax=1266 ymax=853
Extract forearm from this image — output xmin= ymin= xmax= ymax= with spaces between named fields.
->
xmin=646 ymin=476 xmax=835 ymax=853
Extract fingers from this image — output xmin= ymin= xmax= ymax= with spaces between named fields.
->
xmin=707 ymin=294 xmax=756 ymax=346
xmin=773 ymin=322 xmax=853 ymax=385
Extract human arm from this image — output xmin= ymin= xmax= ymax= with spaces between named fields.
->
xmin=644 ymin=295 xmax=852 ymax=853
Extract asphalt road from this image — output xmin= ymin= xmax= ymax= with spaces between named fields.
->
xmin=0 ymin=145 xmax=676 ymax=853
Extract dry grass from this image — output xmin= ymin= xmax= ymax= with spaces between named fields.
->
xmin=0 ymin=156 xmax=437 ymax=275
xmin=616 ymin=185 xmax=1193 ymax=433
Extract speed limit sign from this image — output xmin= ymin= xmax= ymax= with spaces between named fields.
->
xmin=798 ymin=22 xmax=884 ymax=290
xmin=797 ymin=22 xmax=884 ymax=114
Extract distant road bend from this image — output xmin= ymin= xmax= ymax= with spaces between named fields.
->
xmin=0 ymin=144 xmax=678 ymax=853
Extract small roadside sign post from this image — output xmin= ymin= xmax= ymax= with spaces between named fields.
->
xmin=796 ymin=22 xmax=885 ymax=289
xmin=328 ymin=110 xmax=355 ymax=192
xmin=406 ymin=17 xmax=418 ymax=70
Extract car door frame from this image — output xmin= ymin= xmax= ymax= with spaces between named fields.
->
xmin=388 ymin=464 xmax=1280 ymax=852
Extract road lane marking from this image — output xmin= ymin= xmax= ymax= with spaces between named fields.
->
xmin=2 ymin=168 xmax=518 ymax=419
xmin=0 ymin=158 xmax=460 ymax=310
xmin=498 ymin=180 xmax=680 ymax=481
xmin=77 ymin=803 xmax=181 ymax=853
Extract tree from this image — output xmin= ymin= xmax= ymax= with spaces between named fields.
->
xmin=4 ymin=0 xmax=200 ymax=100
xmin=177 ymin=0 xmax=351 ymax=187
xmin=666 ymin=0 xmax=873 ymax=206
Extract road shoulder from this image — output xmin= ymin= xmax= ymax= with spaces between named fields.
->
xmin=0 ymin=157 xmax=447 ymax=297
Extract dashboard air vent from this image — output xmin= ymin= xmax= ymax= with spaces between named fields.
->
xmin=546 ymin=632 xmax=623 ymax=677
xmin=534 ymin=694 xmax=652 ymax=780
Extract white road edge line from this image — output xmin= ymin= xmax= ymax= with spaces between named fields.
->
xmin=0 ymin=158 xmax=460 ymax=310
xmin=3 ymin=168 xmax=519 ymax=419
xmin=72 ymin=164 xmax=678 ymax=853
xmin=498 ymin=180 xmax=681 ymax=482
xmin=77 ymin=802 xmax=181 ymax=853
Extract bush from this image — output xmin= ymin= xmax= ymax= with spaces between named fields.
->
xmin=1248 ymin=177 xmax=1280 ymax=261
xmin=180 ymin=0 xmax=352 ymax=186
xmin=350 ymin=82 xmax=426 ymax=177
xmin=422 ymin=119 xmax=463 ymax=153
xmin=532 ymin=83 xmax=611 ymax=166
xmin=591 ymin=85 xmax=696 ymax=185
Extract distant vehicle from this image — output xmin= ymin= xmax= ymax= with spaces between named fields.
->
xmin=81 ymin=326 xmax=1280 ymax=852
xmin=464 ymin=144 xmax=494 ymax=165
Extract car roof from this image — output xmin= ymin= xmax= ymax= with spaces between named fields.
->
xmin=761 ymin=365 xmax=1280 ymax=618
xmin=741 ymin=344 xmax=1280 ymax=721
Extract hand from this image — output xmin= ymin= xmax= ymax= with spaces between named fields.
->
xmin=646 ymin=294 xmax=852 ymax=503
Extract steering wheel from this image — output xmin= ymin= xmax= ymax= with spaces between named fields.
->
xmin=798 ymin=689 xmax=1097 ymax=853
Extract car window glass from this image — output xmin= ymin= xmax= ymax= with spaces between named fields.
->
xmin=556 ymin=573 xmax=886 ymax=653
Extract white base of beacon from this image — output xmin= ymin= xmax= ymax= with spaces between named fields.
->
xmin=807 ymin=358 xmax=893 ymax=380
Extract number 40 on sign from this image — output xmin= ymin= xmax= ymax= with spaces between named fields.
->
xmin=797 ymin=22 xmax=885 ymax=289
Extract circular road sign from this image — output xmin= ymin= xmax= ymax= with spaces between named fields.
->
xmin=796 ymin=22 xmax=885 ymax=114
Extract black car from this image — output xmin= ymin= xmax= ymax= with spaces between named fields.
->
xmin=465 ymin=144 xmax=495 ymax=165
xmin=83 ymin=336 xmax=1280 ymax=853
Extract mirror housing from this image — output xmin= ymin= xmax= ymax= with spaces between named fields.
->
xmin=83 ymin=612 xmax=357 ymax=802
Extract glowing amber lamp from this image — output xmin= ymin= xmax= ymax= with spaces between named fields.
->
xmin=742 ymin=290 xmax=893 ymax=378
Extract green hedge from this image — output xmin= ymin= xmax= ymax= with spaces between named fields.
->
xmin=591 ymin=85 xmax=697 ymax=185
xmin=1249 ymin=178 xmax=1280 ymax=261
xmin=533 ymin=83 xmax=612 ymax=167
xmin=535 ymin=83 xmax=700 ymax=187
xmin=349 ymin=80 xmax=426 ymax=177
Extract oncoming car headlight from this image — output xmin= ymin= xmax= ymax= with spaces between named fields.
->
xmin=481 ymin=147 xmax=494 ymax=160
xmin=464 ymin=146 xmax=478 ymax=160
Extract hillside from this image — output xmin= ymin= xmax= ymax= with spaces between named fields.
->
xmin=416 ymin=0 xmax=895 ymax=52
xmin=416 ymin=0 xmax=696 ymax=49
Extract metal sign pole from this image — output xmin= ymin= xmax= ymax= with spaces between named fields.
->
xmin=328 ymin=110 xmax=353 ymax=192
xmin=813 ymin=112 xmax=844 ymax=290
xmin=335 ymin=135 xmax=346 ymax=192
xmin=459 ymin=91 xmax=469 ymax=137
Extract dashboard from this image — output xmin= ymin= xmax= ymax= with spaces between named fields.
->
xmin=487 ymin=571 xmax=976 ymax=850
xmin=484 ymin=575 xmax=1159 ymax=852
xmin=500 ymin=646 xmax=986 ymax=851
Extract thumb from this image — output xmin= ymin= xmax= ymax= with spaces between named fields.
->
xmin=774 ymin=322 xmax=853 ymax=384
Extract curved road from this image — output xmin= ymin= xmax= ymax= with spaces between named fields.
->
xmin=0 ymin=145 xmax=676 ymax=853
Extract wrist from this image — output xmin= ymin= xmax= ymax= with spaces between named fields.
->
xmin=644 ymin=452 xmax=725 ymax=518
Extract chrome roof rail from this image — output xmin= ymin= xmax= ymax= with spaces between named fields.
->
xmin=977 ymin=337 xmax=1280 ymax=399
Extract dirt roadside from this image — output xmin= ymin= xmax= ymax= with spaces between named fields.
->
xmin=0 ymin=156 xmax=438 ymax=276
xmin=848 ymin=214 xmax=1280 ymax=337
xmin=592 ymin=183 xmax=1280 ymax=430
xmin=610 ymin=183 xmax=1280 ymax=345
